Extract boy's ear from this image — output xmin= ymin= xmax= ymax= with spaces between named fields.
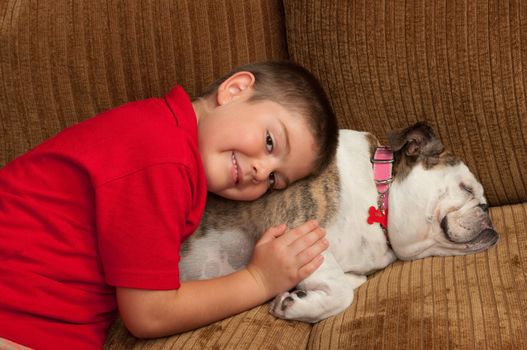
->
xmin=216 ymin=71 xmax=255 ymax=106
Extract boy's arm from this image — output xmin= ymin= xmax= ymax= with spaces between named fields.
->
xmin=117 ymin=268 xmax=272 ymax=337
xmin=116 ymin=221 xmax=327 ymax=338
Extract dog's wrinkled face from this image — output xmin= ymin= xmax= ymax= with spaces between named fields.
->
xmin=387 ymin=123 xmax=499 ymax=260
xmin=437 ymin=166 xmax=496 ymax=248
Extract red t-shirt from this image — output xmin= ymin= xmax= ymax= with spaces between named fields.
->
xmin=0 ymin=86 xmax=207 ymax=349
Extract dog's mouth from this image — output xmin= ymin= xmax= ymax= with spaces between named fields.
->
xmin=440 ymin=216 xmax=499 ymax=252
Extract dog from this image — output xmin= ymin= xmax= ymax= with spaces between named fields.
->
xmin=179 ymin=122 xmax=499 ymax=322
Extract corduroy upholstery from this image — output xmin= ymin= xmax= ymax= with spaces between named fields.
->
xmin=1 ymin=0 xmax=526 ymax=349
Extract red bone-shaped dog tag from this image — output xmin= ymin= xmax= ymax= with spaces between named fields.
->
xmin=367 ymin=206 xmax=388 ymax=228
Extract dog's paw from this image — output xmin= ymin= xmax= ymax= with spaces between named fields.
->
xmin=269 ymin=289 xmax=311 ymax=321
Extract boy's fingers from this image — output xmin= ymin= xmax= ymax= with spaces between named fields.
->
xmin=295 ymin=236 xmax=329 ymax=266
xmin=297 ymin=255 xmax=325 ymax=281
xmin=288 ymin=226 xmax=326 ymax=255
xmin=272 ymin=224 xmax=287 ymax=237
xmin=279 ymin=220 xmax=319 ymax=246
xmin=258 ymin=224 xmax=287 ymax=244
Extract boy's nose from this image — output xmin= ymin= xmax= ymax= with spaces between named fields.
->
xmin=251 ymin=161 xmax=272 ymax=183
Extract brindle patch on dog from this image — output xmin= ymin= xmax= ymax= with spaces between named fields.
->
xmin=388 ymin=122 xmax=461 ymax=181
xmin=365 ymin=132 xmax=380 ymax=161
xmin=434 ymin=151 xmax=461 ymax=168
xmin=182 ymin=158 xmax=340 ymax=256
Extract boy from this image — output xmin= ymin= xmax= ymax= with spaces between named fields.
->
xmin=0 ymin=61 xmax=339 ymax=349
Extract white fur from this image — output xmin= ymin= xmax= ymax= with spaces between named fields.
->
xmin=180 ymin=228 xmax=254 ymax=281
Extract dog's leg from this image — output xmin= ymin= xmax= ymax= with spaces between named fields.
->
xmin=269 ymin=251 xmax=360 ymax=322
xmin=344 ymin=272 xmax=367 ymax=289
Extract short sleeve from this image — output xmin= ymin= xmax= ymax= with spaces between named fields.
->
xmin=96 ymin=163 xmax=193 ymax=290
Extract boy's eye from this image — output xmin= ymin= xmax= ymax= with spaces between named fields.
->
xmin=265 ymin=131 xmax=274 ymax=152
xmin=268 ymin=172 xmax=276 ymax=190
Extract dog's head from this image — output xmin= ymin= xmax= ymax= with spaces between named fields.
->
xmin=386 ymin=122 xmax=499 ymax=260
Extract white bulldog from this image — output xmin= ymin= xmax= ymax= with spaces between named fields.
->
xmin=179 ymin=122 xmax=498 ymax=322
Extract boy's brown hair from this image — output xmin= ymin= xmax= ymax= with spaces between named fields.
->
xmin=200 ymin=60 xmax=339 ymax=179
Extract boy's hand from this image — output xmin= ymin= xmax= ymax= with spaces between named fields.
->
xmin=246 ymin=220 xmax=328 ymax=299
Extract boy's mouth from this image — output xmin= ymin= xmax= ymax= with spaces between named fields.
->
xmin=231 ymin=152 xmax=240 ymax=185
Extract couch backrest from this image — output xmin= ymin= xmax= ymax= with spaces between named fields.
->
xmin=0 ymin=0 xmax=287 ymax=166
xmin=284 ymin=0 xmax=527 ymax=207
xmin=3 ymin=0 xmax=526 ymax=207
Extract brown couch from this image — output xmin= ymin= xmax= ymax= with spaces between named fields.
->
xmin=2 ymin=0 xmax=526 ymax=349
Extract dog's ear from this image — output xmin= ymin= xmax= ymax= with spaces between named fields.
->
xmin=388 ymin=121 xmax=444 ymax=158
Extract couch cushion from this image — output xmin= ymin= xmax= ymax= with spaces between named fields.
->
xmin=0 ymin=0 xmax=288 ymax=166
xmin=104 ymin=304 xmax=311 ymax=349
xmin=283 ymin=0 xmax=527 ymax=207
xmin=308 ymin=203 xmax=527 ymax=349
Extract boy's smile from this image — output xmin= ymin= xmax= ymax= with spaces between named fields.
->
xmin=231 ymin=152 xmax=240 ymax=185
xmin=193 ymin=72 xmax=317 ymax=201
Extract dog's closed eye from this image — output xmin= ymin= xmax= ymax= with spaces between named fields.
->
xmin=460 ymin=183 xmax=474 ymax=195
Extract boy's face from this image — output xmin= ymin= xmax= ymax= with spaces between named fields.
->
xmin=197 ymin=75 xmax=317 ymax=201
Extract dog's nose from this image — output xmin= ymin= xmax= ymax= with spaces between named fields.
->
xmin=478 ymin=203 xmax=489 ymax=212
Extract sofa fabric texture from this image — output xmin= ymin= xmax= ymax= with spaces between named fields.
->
xmin=1 ymin=0 xmax=526 ymax=349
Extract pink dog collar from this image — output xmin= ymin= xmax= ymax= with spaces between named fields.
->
xmin=367 ymin=146 xmax=394 ymax=243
